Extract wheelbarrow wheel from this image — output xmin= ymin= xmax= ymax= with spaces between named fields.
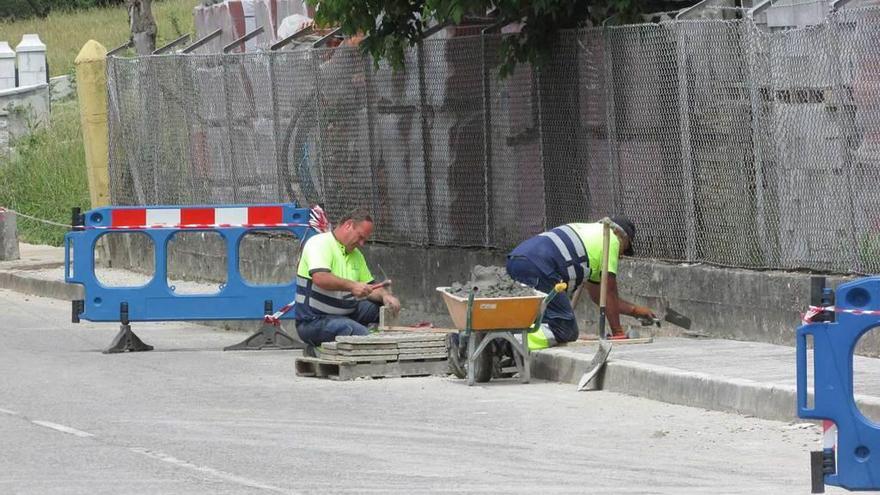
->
xmin=471 ymin=333 xmax=493 ymax=383
xmin=447 ymin=333 xmax=493 ymax=383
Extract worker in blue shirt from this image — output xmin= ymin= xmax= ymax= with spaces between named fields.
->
xmin=506 ymin=216 xmax=656 ymax=349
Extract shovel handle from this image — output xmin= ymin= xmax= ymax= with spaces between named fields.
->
xmin=599 ymin=220 xmax=611 ymax=339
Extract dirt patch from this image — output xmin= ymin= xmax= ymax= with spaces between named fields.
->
xmin=446 ymin=265 xmax=536 ymax=298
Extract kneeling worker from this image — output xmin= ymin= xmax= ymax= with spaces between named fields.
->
xmin=506 ymin=216 xmax=655 ymax=349
xmin=294 ymin=208 xmax=400 ymax=355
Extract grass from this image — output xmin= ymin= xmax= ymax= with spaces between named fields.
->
xmin=0 ymin=0 xmax=202 ymax=246
xmin=0 ymin=99 xmax=89 ymax=246
xmin=0 ymin=0 xmax=201 ymax=77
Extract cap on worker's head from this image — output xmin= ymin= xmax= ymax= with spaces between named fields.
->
xmin=610 ymin=216 xmax=636 ymax=256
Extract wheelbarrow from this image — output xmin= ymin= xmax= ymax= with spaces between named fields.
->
xmin=437 ymin=283 xmax=566 ymax=385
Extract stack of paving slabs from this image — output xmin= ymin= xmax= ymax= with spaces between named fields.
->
xmin=294 ymin=332 xmax=450 ymax=381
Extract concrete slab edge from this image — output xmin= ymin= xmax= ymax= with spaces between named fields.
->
xmin=0 ymin=272 xmax=82 ymax=300
xmin=533 ymin=348 xmax=880 ymax=423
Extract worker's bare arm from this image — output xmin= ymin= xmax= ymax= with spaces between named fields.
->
xmin=585 ymin=277 xmax=655 ymax=333
xmin=311 ymin=271 xmax=372 ymax=298
xmin=369 ymin=287 xmax=401 ymax=314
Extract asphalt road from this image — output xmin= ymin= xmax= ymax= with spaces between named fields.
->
xmin=0 ymin=289 xmax=841 ymax=494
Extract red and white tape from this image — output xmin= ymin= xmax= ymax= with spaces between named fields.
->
xmin=264 ymin=302 xmax=295 ymax=326
xmin=308 ymin=204 xmax=331 ymax=233
xmin=802 ymin=305 xmax=880 ymax=323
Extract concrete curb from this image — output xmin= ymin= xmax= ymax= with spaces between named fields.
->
xmin=533 ymin=348 xmax=880 ymax=423
xmin=0 ymin=271 xmax=83 ymax=301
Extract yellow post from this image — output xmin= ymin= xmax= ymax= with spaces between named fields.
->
xmin=75 ymin=40 xmax=110 ymax=208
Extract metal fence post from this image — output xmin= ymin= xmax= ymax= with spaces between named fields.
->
xmin=221 ymin=55 xmax=240 ymax=203
xmin=311 ymin=51 xmax=326 ymax=201
xmin=534 ymin=61 xmax=547 ymax=232
xmin=362 ymin=55 xmax=381 ymax=220
xmin=602 ymin=27 xmax=621 ymax=214
xmin=417 ymin=41 xmax=435 ymax=245
xmin=825 ymin=12 xmax=862 ymax=273
xmin=744 ymin=20 xmax=774 ymax=267
xmin=268 ymin=51 xmax=283 ymax=201
xmin=675 ymin=24 xmax=699 ymax=261
xmin=480 ymin=27 xmax=495 ymax=246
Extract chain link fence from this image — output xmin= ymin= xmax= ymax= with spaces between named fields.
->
xmin=107 ymin=7 xmax=880 ymax=273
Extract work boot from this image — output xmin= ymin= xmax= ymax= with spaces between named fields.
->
xmin=303 ymin=344 xmax=317 ymax=358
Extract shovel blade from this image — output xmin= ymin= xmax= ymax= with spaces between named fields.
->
xmin=577 ymin=341 xmax=612 ymax=391
xmin=664 ymin=308 xmax=692 ymax=330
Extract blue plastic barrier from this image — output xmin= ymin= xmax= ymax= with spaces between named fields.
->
xmin=64 ymin=203 xmax=317 ymax=353
xmin=798 ymin=276 xmax=880 ymax=492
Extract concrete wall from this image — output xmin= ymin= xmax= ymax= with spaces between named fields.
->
xmin=49 ymin=74 xmax=75 ymax=102
xmin=105 ymin=237 xmax=877 ymax=352
xmin=0 ymin=82 xmax=50 ymax=154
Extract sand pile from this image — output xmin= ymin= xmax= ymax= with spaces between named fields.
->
xmin=446 ymin=265 xmax=536 ymax=297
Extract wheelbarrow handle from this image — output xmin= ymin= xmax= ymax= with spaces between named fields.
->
xmin=533 ymin=282 xmax=568 ymax=328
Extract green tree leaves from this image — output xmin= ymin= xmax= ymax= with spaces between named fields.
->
xmin=306 ymin=0 xmax=661 ymax=76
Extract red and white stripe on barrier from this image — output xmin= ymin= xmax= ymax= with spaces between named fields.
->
xmin=802 ymin=305 xmax=880 ymax=324
xmin=99 ymin=206 xmax=305 ymax=230
xmin=823 ymin=420 xmax=837 ymax=451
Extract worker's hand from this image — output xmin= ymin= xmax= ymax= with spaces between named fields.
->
xmin=350 ymin=282 xmax=373 ymax=299
xmin=382 ymin=294 xmax=401 ymax=315
xmin=631 ymin=305 xmax=656 ymax=319
xmin=609 ymin=326 xmax=627 ymax=337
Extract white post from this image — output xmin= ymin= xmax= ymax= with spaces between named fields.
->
xmin=15 ymin=34 xmax=47 ymax=87
xmin=0 ymin=42 xmax=15 ymax=90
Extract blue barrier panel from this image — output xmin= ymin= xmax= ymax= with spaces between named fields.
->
xmin=64 ymin=203 xmax=318 ymax=352
xmin=798 ymin=276 xmax=880 ymax=492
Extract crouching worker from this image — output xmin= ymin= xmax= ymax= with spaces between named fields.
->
xmin=294 ymin=208 xmax=400 ymax=356
xmin=506 ymin=216 xmax=655 ymax=350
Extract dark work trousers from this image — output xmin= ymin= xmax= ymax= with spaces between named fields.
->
xmin=295 ymin=300 xmax=381 ymax=346
xmin=505 ymin=255 xmax=579 ymax=343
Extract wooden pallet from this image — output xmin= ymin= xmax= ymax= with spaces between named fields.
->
xmin=295 ymin=356 xmax=449 ymax=380
xmin=296 ymin=332 xmax=450 ymax=380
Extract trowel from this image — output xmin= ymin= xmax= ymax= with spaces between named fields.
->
xmin=636 ymin=308 xmax=692 ymax=330
xmin=663 ymin=308 xmax=691 ymax=329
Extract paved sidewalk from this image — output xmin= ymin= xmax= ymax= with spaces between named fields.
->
xmin=533 ymin=337 xmax=880 ymax=422
xmin=3 ymin=242 xmax=879 ymax=425
xmin=0 ymin=243 xmax=81 ymax=300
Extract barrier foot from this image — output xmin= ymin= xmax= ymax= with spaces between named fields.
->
xmin=223 ymin=323 xmax=302 ymax=351
xmin=103 ymin=324 xmax=154 ymax=354
xmin=810 ymin=451 xmax=826 ymax=493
